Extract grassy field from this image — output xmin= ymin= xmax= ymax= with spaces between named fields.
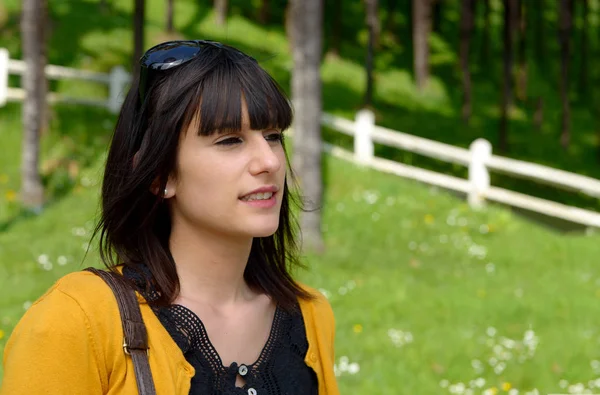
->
xmin=3 ymin=0 xmax=600 ymax=394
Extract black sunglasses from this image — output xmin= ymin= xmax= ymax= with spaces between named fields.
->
xmin=138 ymin=40 xmax=224 ymax=104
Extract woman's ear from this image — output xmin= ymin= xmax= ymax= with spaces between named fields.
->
xmin=151 ymin=178 xmax=176 ymax=199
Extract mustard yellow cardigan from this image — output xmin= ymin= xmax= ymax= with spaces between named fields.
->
xmin=1 ymin=271 xmax=339 ymax=395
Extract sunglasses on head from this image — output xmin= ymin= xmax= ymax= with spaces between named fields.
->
xmin=138 ymin=40 xmax=224 ymax=104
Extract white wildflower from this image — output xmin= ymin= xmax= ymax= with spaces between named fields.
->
xmin=347 ymin=363 xmax=360 ymax=375
xmin=494 ymin=361 xmax=506 ymax=374
xmin=473 ymin=377 xmax=485 ymax=388
xmin=363 ymin=190 xmax=379 ymax=205
xmin=568 ymin=383 xmax=584 ymax=394
xmin=559 ymin=379 xmax=569 ymax=389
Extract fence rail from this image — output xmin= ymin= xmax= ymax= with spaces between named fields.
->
xmin=3 ymin=47 xmax=600 ymax=228
xmin=0 ymin=48 xmax=130 ymax=112
xmin=323 ymin=109 xmax=600 ymax=227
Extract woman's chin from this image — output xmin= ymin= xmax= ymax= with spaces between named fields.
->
xmin=249 ymin=223 xmax=280 ymax=238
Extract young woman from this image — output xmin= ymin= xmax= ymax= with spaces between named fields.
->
xmin=1 ymin=40 xmax=338 ymax=395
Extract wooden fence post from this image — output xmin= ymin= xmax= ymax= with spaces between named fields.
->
xmin=355 ymin=108 xmax=374 ymax=163
xmin=468 ymin=138 xmax=492 ymax=209
xmin=0 ymin=48 xmax=9 ymax=107
xmin=108 ymin=66 xmax=130 ymax=114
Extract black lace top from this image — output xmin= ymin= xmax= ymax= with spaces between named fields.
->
xmin=123 ymin=266 xmax=319 ymax=395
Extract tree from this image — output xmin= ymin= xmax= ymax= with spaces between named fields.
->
xmin=215 ymin=0 xmax=227 ymax=26
xmin=20 ymin=0 xmax=47 ymax=209
xmin=413 ymin=0 xmax=431 ymax=91
xmin=459 ymin=0 xmax=475 ymax=122
xmin=499 ymin=0 xmax=517 ymax=153
xmin=364 ymin=0 xmax=379 ymax=107
xmin=578 ymin=0 xmax=589 ymax=95
xmin=534 ymin=0 xmax=545 ymax=62
xmin=132 ymin=0 xmax=145 ymax=79
xmin=328 ymin=0 xmax=343 ymax=57
xmin=166 ymin=0 xmax=174 ymax=33
xmin=432 ymin=0 xmax=443 ymax=33
xmin=258 ymin=0 xmax=270 ymax=24
xmin=289 ymin=0 xmax=324 ymax=252
xmin=559 ymin=0 xmax=573 ymax=149
xmin=480 ymin=0 xmax=491 ymax=64
xmin=516 ymin=0 xmax=527 ymax=101
xmin=383 ymin=0 xmax=398 ymax=35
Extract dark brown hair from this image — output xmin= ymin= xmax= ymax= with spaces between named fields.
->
xmin=94 ymin=42 xmax=311 ymax=310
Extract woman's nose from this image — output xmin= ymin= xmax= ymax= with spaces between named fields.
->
xmin=248 ymin=136 xmax=282 ymax=175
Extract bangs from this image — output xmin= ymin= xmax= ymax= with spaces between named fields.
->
xmin=186 ymin=51 xmax=293 ymax=136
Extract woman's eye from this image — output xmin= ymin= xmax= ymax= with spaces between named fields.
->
xmin=266 ymin=133 xmax=284 ymax=143
xmin=216 ymin=137 xmax=242 ymax=146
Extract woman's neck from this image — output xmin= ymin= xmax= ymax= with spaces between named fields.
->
xmin=169 ymin=221 xmax=255 ymax=308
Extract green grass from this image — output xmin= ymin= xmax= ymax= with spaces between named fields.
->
xmin=3 ymin=0 xmax=600 ymax=393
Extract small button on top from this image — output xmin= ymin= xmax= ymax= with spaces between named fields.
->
xmin=238 ymin=364 xmax=249 ymax=376
xmin=248 ymin=388 xmax=257 ymax=395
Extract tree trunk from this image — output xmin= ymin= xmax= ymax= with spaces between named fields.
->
xmin=215 ymin=0 xmax=227 ymax=26
xmin=499 ymin=0 xmax=517 ymax=153
xmin=516 ymin=0 xmax=527 ymax=101
xmin=20 ymin=0 xmax=47 ymax=209
xmin=383 ymin=0 xmax=398 ymax=35
xmin=258 ymin=0 xmax=269 ymax=24
xmin=364 ymin=0 xmax=379 ymax=107
xmin=166 ymin=0 xmax=174 ymax=33
xmin=459 ymin=0 xmax=475 ymax=122
xmin=413 ymin=0 xmax=431 ymax=91
xmin=328 ymin=0 xmax=342 ymax=57
xmin=432 ymin=0 xmax=442 ymax=33
xmin=480 ymin=0 xmax=491 ymax=64
xmin=534 ymin=0 xmax=544 ymax=62
xmin=289 ymin=0 xmax=324 ymax=252
xmin=533 ymin=97 xmax=544 ymax=130
xmin=579 ymin=0 xmax=589 ymax=95
xmin=559 ymin=0 xmax=573 ymax=149
xmin=132 ymin=0 xmax=145 ymax=79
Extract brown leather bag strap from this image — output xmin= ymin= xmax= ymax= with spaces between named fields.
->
xmin=85 ymin=267 xmax=157 ymax=395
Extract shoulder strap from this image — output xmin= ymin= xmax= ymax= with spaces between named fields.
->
xmin=85 ymin=267 xmax=157 ymax=395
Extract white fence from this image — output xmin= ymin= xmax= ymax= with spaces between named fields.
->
xmin=0 ymin=48 xmax=130 ymax=113
xmin=322 ymin=111 xmax=600 ymax=228
xmin=3 ymin=47 xmax=600 ymax=228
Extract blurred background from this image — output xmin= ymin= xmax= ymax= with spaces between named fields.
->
xmin=2 ymin=0 xmax=600 ymax=394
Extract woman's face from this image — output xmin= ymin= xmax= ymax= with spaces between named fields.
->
xmin=167 ymin=103 xmax=287 ymax=239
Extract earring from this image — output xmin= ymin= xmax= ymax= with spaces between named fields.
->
xmin=163 ymin=187 xmax=168 ymax=196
